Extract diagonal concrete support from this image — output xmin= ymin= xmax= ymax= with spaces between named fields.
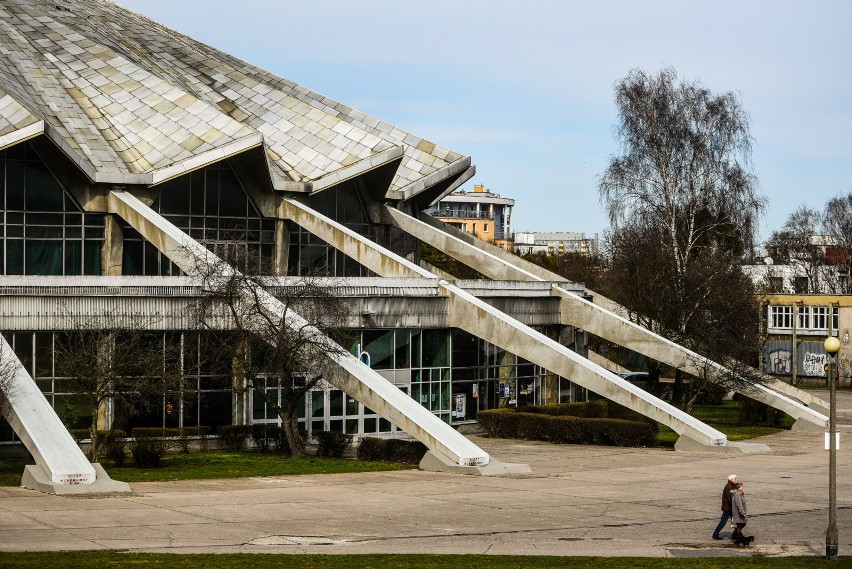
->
xmin=108 ymin=190 xmax=489 ymax=467
xmin=0 ymin=334 xmax=130 ymax=493
xmin=276 ymin=198 xmax=727 ymax=446
xmin=381 ymin=206 xmax=828 ymax=427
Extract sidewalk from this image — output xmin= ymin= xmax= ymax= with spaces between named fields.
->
xmin=1 ymin=425 xmax=848 ymax=558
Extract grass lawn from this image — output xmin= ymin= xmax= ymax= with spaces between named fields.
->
xmin=0 ymin=451 xmax=412 ymax=486
xmin=0 ymin=553 xmax=845 ymax=569
xmin=657 ymin=400 xmax=795 ymax=446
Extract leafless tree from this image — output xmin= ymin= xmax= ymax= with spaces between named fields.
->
xmin=822 ymin=193 xmax=852 ymax=293
xmin=191 ymin=252 xmax=349 ymax=458
xmin=51 ymin=314 xmax=182 ymax=461
xmin=765 ymin=205 xmax=826 ymax=293
xmin=598 ymin=67 xmax=766 ymax=403
xmin=0 ymin=334 xmax=20 ymax=416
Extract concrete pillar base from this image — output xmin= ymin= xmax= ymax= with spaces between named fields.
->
xmin=419 ymin=450 xmax=531 ymax=476
xmin=674 ymin=436 xmax=771 ymax=454
xmin=792 ymin=418 xmax=827 ymax=431
xmin=21 ymin=463 xmax=131 ymax=495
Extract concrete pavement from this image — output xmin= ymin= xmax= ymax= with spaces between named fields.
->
xmin=1 ymin=419 xmax=850 ymax=558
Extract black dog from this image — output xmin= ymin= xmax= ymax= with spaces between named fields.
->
xmin=733 ymin=533 xmax=755 ymax=547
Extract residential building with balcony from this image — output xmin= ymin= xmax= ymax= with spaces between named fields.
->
xmin=426 ymin=185 xmax=514 ymax=249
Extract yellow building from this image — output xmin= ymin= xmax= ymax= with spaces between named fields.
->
xmin=760 ymin=294 xmax=852 ymax=386
xmin=428 ymin=185 xmax=514 ymax=250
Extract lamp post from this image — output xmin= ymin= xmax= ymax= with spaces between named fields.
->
xmin=824 ymin=334 xmax=841 ymax=560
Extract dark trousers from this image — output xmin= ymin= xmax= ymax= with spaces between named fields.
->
xmin=713 ymin=511 xmax=731 ymax=537
xmin=733 ymin=522 xmax=747 ymax=538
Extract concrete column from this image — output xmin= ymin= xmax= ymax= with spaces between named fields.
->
xmin=274 ymin=219 xmax=289 ymax=276
xmin=498 ymin=348 xmax=515 ymax=409
xmin=101 ymin=215 xmax=124 ymax=276
xmin=231 ymin=341 xmax=249 ymax=426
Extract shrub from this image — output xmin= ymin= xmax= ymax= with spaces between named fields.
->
xmin=130 ymin=429 xmax=171 ymax=467
xmin=102 ymin=429 xmax=128 ymax=467
xmin=218 ymin=425 xmax=251 ymax=452
xmin=250 ymin=424 xmax=282 ymax=453
xmin=521 ymin=400 xmax=608 ymax=418
xmin=356 ymin=437 xmax=427 ymax=464
xmin=315 ymin=431 xmax=352 ymax=458
xmin=177 ymin=426 xmax=211 ymax=453
xmin=384 ymin=438 xmax=427 ymax=463
xmin=476 ymin=410 xmax=657 ymax=447
xmin=589 ymin=418 xmax=658 ymax=447
xmin=357 ymin=437 xmax=386 ymax=461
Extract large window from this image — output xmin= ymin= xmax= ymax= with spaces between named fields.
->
xmin=1 ymin=142 xmax=101 ymax=275
xmin=287 ymin=183 xmax=378 ymax=277
xmin=123 ymin=161 xmax=275 ymax=275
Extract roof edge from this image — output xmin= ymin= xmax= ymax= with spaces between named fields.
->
xmin=390 ymin=156 xmax=473 ymax=201
xmin=310 ymin=145 xmax=404 ymax=194
xmin=0 ymin=120 xmax=44 ymax=152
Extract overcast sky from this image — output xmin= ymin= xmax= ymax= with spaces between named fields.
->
xmin=118 ymin=0 xmax=851 ymax=241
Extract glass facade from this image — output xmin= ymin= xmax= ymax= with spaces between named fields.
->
xmin=0 ymin=142 xmax=102 ymax=275
xmin=123 ymin=161 xmax=276 ymax=275
xmin=0 ymin=141 xmax=583 ymax=447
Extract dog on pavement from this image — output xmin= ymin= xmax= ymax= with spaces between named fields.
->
xmin=733 ymin=533 xmax=755 ymax=547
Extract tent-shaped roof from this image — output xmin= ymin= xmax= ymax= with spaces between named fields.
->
xmin=0 ymin=0 xmax=469 ymax=196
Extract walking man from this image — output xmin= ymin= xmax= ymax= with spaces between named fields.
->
xmin=712 ymin=473 xmax=737 ymax=539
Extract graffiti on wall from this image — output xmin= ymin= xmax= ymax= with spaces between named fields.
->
xmin=803 ymin=352 xmax=828 ymax=377
xmin=767 ymin=349 xmax=792 ymax=375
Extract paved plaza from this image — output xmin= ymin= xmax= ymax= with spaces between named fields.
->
xmin=1 ymin=391 xmax=850 ymax=558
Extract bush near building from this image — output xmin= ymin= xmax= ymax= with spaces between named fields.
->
xmin=477 ymin=402 xmax=659 ymax=447
xmin=357 ymin=437 xmax=428 ymax=464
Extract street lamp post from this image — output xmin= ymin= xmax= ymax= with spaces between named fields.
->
xmin=825 ymin=335 xmax=841 ymax=560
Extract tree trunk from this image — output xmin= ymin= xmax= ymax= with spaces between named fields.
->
xmin=89 ymin=407 xmax=100 ymax=462
xmin=282 ymin=408 xmax=304 ymax=458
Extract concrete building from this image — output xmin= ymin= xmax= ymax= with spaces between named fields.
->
xmin=759 ymin=294 xmax=851 ymax=386
xmin=0 ymin=0 xmax=828 ymax=493
xmin=514 ymin=231 xmax=598 ymax=256
xmin=426 ymin=185 xmax=514 ymax=250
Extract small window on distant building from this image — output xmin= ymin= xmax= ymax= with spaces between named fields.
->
xmin=794 ymin=276 xmax=809 ymax=294
xmin=483 ymin=224 xmax=489 ymax=233
xmin=769 ymin=276 xmax=783 ymax=293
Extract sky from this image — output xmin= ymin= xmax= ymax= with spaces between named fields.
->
xmin=118 ymin=0 xmax=851 ymax=241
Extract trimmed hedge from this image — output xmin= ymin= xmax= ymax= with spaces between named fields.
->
xmin=130 ymin=427 xmax=212 ymax=439
xmin=520 ymin=400 xmax=607 ymax=418
xmin=357 ymin=437 xmax=428 ymax=464
xmin=476 ymin=409 xmax=658 ymax=447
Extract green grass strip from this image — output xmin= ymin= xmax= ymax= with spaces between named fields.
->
xmin=0 ymin=452 xmax=412 ymax=486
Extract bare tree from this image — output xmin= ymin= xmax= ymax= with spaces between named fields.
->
xmin=51 ymin=315 xmax=182 ymax=461
xmin=599 ymin=67 xmax=766 ymax=403
xmin=192 ymin=253 xmax=349 ymax=458
xmin=765 ymin=205 xmax=825 ymax=293
xmin=822 ymin=193 xmax=852 ymax=293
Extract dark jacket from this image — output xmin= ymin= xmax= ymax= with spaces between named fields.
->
xmin=731 ymin=489 xmax=747 ymax=524
xmin=721 ymin=480 xmax=736 ymax=512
